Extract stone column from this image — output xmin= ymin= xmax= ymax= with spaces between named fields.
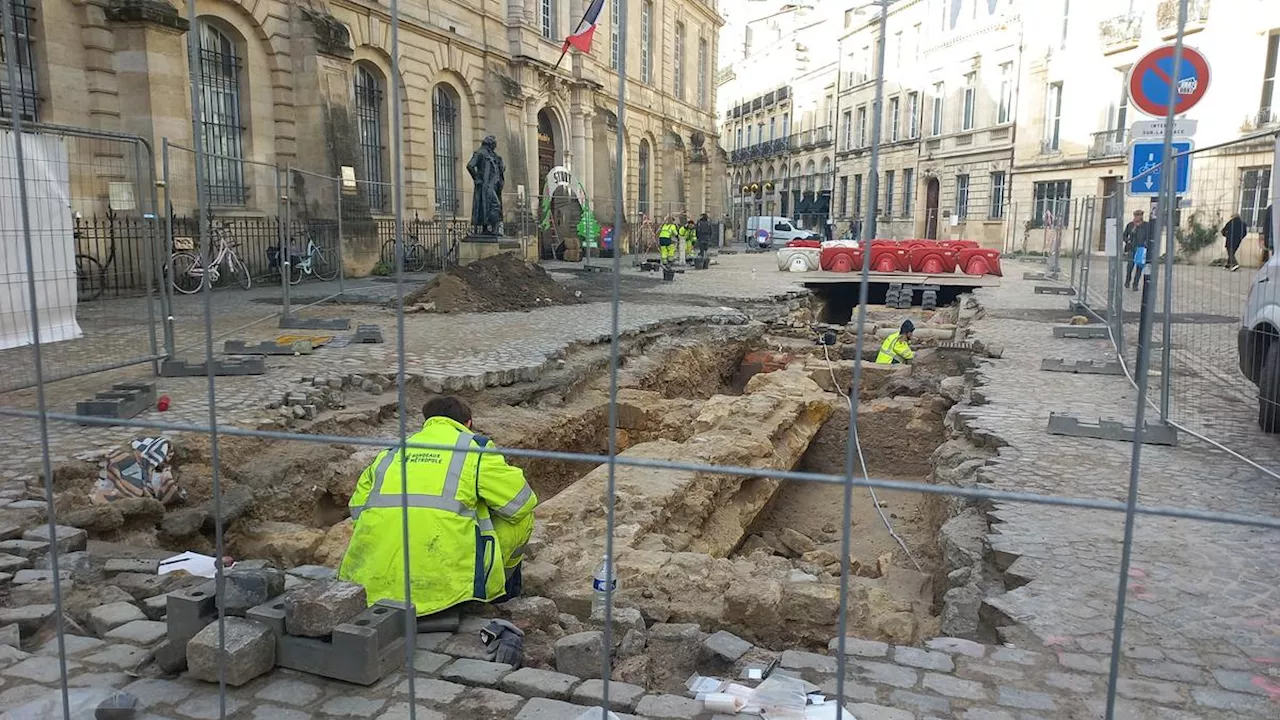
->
xmin=579 ymin=108 xmax=595 ymax=206
xmin=524 ymin=100 xmax=542 ymax=196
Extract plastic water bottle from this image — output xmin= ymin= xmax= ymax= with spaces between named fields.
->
xmin=591 ymin=555 xmax=617 ymax=619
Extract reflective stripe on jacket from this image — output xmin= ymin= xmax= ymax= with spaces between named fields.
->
xmin=658 ymin=223 xmax=678 ymax=239
xmin=338 ymin=416 xmax=537 ymax=616
xmin=875 ymin=331 xmax=915 ymax=364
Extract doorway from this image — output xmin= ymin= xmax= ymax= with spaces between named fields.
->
xmin=925 ymin=177 xmax=940 ymax=239
xmin=1100 ymin=177 xmax=1119 ymax=250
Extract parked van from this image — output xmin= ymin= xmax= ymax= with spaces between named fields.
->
xmin=743 ymin=216 xmax=811 ymax=249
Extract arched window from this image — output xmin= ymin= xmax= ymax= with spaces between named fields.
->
xmin=197 ymin=19 xmax=246 ymax=205
xmin=805 ymin=160 xmax=816 ymax=192
xmin=637 ymin=139 xmax=651 ymax=215
xmin=354 ymin=64 xmax=387 ymax=212
xmin=782 ymin=164 xmax=790 ymax=190
xmin=820 ymin=158 xmax=832 ymax=190
xmin=433 ymin=84 xmax=460 ymax=215
xmin=766 ymin=165 xmax=776 ymax=185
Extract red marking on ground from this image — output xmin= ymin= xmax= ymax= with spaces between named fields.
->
xmin=1252 ymin=657 xmax=1280 ymax=665
xmin=1128 ymin=568 xmax=1147 ymax=579
xmin=1250 ymin=676 xmax=1280 ymax=702
xmin=1045 ymin=635 xmax=1071 ymax=647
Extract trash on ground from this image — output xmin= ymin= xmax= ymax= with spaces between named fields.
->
xmin=89 ymin=436 xmax=185 ymax=506
xmin=157 ymin=551 xmax=219 ymax=578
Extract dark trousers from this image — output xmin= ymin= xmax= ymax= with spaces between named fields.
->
xmin=1125 ymin=257 xmax=1142 ymax=287
xmin=1226 ymin=244 xmax=1241 ymax=267
xmin=494 ymin=563 xmax=523 ymax=604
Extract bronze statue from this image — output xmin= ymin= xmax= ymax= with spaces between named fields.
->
xmin=467 ymin=135 xmax=505 ymax=236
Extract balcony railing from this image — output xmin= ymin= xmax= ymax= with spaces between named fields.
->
xmin=1157 ymin=0 xmax=1209 ymax=35
xmin=1088 ymin=128 xmax=1127 ymax=159
xmin=728 ymin=137 xmax=793 ymax=164
xmin=1242 ymin=107 xmax=1280 ymax=132
xmin=1098 ymin=13 xmax=1142 ymax=54
xmin=793 ymin=125 xmax=833 ymax=149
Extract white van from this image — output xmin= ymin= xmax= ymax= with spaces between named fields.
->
xmin=743 ymin=216 xmax=811 ymax=249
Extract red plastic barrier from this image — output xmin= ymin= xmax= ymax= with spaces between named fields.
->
xmin=787 ymin=239 xmax=822 ymax=248
xmin=941 ymin=239 xmax=979 ymax=250
xmin=820 ymin=246 xmax=864 ymax=273
xmin=870 ymin=244 xmax=910 ymax=273
xmin=957 ymin=248 xmax=1003 ymax=276
xmin=908 ymin=246 xmax=958 ymax=274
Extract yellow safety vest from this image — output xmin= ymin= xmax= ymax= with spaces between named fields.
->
xmin=339 ymin=417 xmax=537 ymax=616
xmin=875 ymin=331 xmax=915 ymax=364
xmin=658 ymin=223 xmax=678 ymax=239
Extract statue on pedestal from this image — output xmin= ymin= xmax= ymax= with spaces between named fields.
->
xmin=467 ymin=135 xmax=505 ymax=236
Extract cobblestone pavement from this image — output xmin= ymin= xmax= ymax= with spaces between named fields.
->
xmin=964 ymin=259 xmax=1280 ymax=717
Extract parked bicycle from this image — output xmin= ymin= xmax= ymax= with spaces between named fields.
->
xmin=379 ymin=214 xmax=429 ymax=273
xmin=75 ymin=209 xmax=119 ymax=302
xmin=170 ymin=218 xmax=252 ymax=295
xmin=270 ymin=227 xmax=340 ymax=285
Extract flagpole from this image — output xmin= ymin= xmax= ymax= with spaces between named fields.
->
xmin=554 ymin=0 xmax=599 ymax=71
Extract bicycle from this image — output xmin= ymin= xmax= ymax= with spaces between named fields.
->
xmin=75 ymin=209 xmax=120 ymax=302
xmin=170 ymin=218 xmax=252 ymax=295
xmin=379 ymin=214 xmax=429 ymax=273
xmin=281 ymin=228 xmax=340 ymax=285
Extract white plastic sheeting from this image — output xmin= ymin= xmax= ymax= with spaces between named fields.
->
xmin=0 ymin=129 xmax=82 ymax=350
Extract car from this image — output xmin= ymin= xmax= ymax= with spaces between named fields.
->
xmin=1238 ymin=255 xmax=1280 ymax=431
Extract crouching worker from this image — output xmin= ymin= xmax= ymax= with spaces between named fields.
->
xmin=875 ymin=319 xmax=916 ymax=364
xmin=339 ymin=395 xmax=537 ymax=619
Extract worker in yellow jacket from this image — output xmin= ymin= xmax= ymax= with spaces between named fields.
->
xmin=339 ymin=395 xmax=537 ymax=617
xmin=657 ymin=216 xmax=679 ymax=263
xmin=680 ymin=218 xmax=697 ymax=261
xmin=875 ymin=319 xmax=916 ymax=364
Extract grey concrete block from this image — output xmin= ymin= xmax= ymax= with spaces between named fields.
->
xmin=186 ymin=616 xmax=275 ymax=687
xmin=76 ymin=383 xmax=156 ymax=420
xmin=104 ymin=619 xmax=168 ymax=646
xmin=165 ymin=583 xmax=218 ymax=651
xmin=571 ymin=678 xmax=647 ymax=712
xmin=702 ymin=630 xmax=752 ymax=663
xmin=442 ymin=658 xmax=516 ymax=686
xmin=247 ymin=597 xmax=408 ymax=686
xmin=500 ymin=667 xmax=581 ymax=700
xmin=354 ymin=324 xmax=384 ymax=343
xmin=89 ymin=601 xmax=147 ymax=637
xmin=1047 ymin=413 xmax=1178 ymax=446
xmin=160 ymin=357 xmax=266 ymax=376
xmin=278 ymin=314 xmax=351 ymax=331
xmin=283 ymin=580 xmax=366 ymax=637
xmin=1034 ymin=284 xmax=1076 ymax=295
xmin=554 ymin=631 xmax=605 ymax=680
xmin=635 ymin=693 xmax=702 ymax=719
xmin=225 ymin=339 xmax=313 ymax=355
xmin=1052 ymin=324 xmax=1108 ymax=338
xmin=1040 ymin=358 xmax=1124 ymax=375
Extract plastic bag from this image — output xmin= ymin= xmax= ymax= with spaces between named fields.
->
xmin=751 ymin=673 xmax=809 ymax=719
xmin=3 ymin=687 xmax=120 ymax=720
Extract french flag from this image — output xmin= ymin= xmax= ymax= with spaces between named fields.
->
xmin=563 ymin=0 xmax=607 ymax=54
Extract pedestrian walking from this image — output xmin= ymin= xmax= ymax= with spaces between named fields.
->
xmin=1123 ymin=209 xmax=1152 ymax=290
xmin=1221 ymin=213 xmax=1247 ymax=271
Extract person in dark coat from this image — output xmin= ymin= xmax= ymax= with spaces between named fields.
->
xmin=1123 ymin=209 xmax=1152 ymax=290
xmin=1221 ymin=213 xmax=1248 ymax=271
xmin=694 ymin=213 xmax=714 ymax=257
xmin=1263 ymin=204 xmax=1275 ymax=266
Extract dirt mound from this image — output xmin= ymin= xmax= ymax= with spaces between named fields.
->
xmin=405 ymin=252 xmax=580 ymax=313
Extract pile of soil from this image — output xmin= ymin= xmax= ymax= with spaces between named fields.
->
xmin=405 ymin=252 xmax=580 ymax=313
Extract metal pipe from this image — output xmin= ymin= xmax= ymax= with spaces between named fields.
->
xmin=282 ymin=164 xmax=293 ymax=318
xmin=336 ymin=175 xmax=346 ymax=296
xmin=158 ymin=139 xmax=176 ymax=360
xmin=134 ymin=146 xmax=161 ymax=372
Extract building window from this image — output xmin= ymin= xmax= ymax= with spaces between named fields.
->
xmin=955 ymin=174 xmax=969 ymax=220
xmin=1241 ymin=168 xmax=1272 ymax=230
xmin=907 ymin=92 xmax=919 ymax=138
xmin=889 ymin=96 xmax=900 ymax=142
xmin=1111 ymin=68 xmax=1130 ymax=132
xmin=1044 ymin=82 xmax=1063 ymax=150
xmin=820 ymin=158 xmax=832 ymax=190
xmin=1060 ymin=0 xmax=1070 ymax=49
xmin=354 ymin=65 xmax=387 ymax=213
xmin=698 ymin=37 xmax=708 ymax=109
xmin=998 ymin=62 xmax=1013 ymax=124
xmin=432 ymin=85 xmax=460 ymax=215
xmin=839 ymin=175 xmax=849 ymax=217
xmin=842 ymin=110 xmax=852 ymax=151
xmin=197 ymin=20 xmax=247 ymax=206
xmin=541 ymin=0 xmax=555 ymax=40
xmin=1033 ymin=180 xmax=1072 ymax=226
xmin=856 ymin=106 xmax=867 ymax=147
xmin=885 ymin=170 xmax=895 ymax=217
xmin=903 ymin=168 xmax=914 ymax=216
xmin=746 ymin=125 xmax=753 ymax=146
xmin=962 ymin=73 xmax=976 ymax=130
xmin=931 ymin=82 xmax=945 ymax=136
xmin=854 ymin=174 xmax=863 ymax=216
xmin=674 ymin=22 xmax=685 ymax=100
xmin=989 ymin=171 xmax=1006 ymax=219
xmin=640 ymin=1 xmax=653 ymax=84
xmin=769 ymin=117 xmax=776 ymax=141
xmin=735 ymin=127 xmax=743 ymax=150
xmin=638 ymin=139 xmax=651 ymax=214
xmin=1261 ymin=32 xmax=1279 ymax=124
xmin=610 ymin=0 xmax=620 ymax=69
xmin=0 ymin=0 xmax=38 ymax=121
xmin=782 ymin=113 xmax=790 ymax=136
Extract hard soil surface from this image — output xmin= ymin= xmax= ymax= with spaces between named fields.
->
xmin=404 ymin=253 xmax=582 ymax=312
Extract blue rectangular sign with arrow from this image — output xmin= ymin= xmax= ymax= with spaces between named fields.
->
xmin=1128 ymin=141 xmax=1193 ymax=197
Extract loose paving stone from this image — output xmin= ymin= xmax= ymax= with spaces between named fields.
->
xmin=416 ymin=612 xmax=461 ymax=633
xmin=104 ymin=619 xmax=167 ymax=646
xmin=555 ymin=631 xmax=605 ymax=679
xmin=635 ymin=693 xmax=701 ymax=719
xmin=254 ymin=676 xmax=323 ymax=706
xmin=893 ymin=646 xmax=955 ymax=672
xmin=89 ymin=600 xmax=149 ymax=635
xmin=889 ymin=689 xmax=951 ymax=715
xmin=35 ymin=634 xmax=105 ymax=657
xmin=829 ymin=637 xmax=890 ymax=657
xmin=395 ymin=677 xmax=465 ymax=703
xmin=702 ymin=630 xmax=752 ymax=663
xmin=173 ymin=692 xmax=247 ymax=720
xmin=849 ymin=660 xmax=919 ymax=689
xmin=501 ymin=667 xmax=581 ymax=700
xmin=0 ymin=684 xmax=53 ymax=712
xmin=996 ymin=686 xmax=1057 ymax=711
xmin=0 ymin=623 xmax=18 ymax=648
xmin=82 ymin=644 xmax=150 ymax=671
xmin=22 ymin=525 xmax=86 ymax=553
xmin=250 ymin=704 xmax=311 ymax=720
xmin=121 ymin=677 xmax=197 ymax=707
xmin=320 ymin=695 xmax=389 ymax=716
xmin=7 ymin=655 xmax=82 ymax=682
xmin=282 ymin=579 xmax=366 ymax=636
xmin=104 ymin=558 xmax=160 ymax=575
xmin=186 ymin=617 xmax=274 ymax=686
xmin=376 ymin=702 xmax=447 ymax=720
xmin=1057 ymin=652 xmax=1108 ymax=674
xmin=0 ymin=603 xmax=54 ymax=634
xmin=12 ymin=568 xmax=70 ymax=584
xmin=141 ymin=594 xmax=169 ymax=621
xmin=846 ymin=702 xmax=915 ymax=720
xmin=571 ymin=678 xmax=647 ymax=712
xmin=923 ymin=672 xmax=988 ymax=700
xmin=957 ymin=661 xmax=1025 ymax=683
xmin=927 ymin=637 xmax=987 ymax=658
xmin=961 ymin=709 xmax=1017 ymax=720
xmin=0 ymin=539 xmax=49 ymax=559
xmin=780 ymin=649 xmax=838 ymax=681
xmin=66 ymin=671 xmax=132 ymax=688
xmin=442 ymin=658 xmax=516 ymax=686
xmin=412 ymin=650 xmax=453 ymax=675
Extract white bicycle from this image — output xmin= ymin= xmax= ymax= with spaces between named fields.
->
xmin=170 ymin=220 xmax=252 ymax=295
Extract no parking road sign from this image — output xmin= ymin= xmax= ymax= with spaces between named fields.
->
xmin=1128 ymin=141 xmax=1193 ymax=197
xmin=1127 ymin=45 xmax=1210 ymax=117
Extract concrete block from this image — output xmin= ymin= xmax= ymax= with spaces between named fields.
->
xmin=0 ymin=538 xmax=52 ymax=558
xmin=1052 ymin=324 xmax=1108 ymax=339
xmin=278 ymin=314 xmax=351 ymax=331
xmin=1047 ymin=413 xmax=1178 ymax=446
xmin=160 ymin=357 xmax=266 ymax=376
xmin=76 ymin=383 xmax=156 ymax=420
xmin=225 ymin=339 xmax=312 ymax=355
xmin=283 ymin=580 xmax=366 ymax=637
xmin=166 ymin=583 xmax=219 ymax=650
xmin=104 ymin=620 xmax=168 ymax=646
xmin=554 ymin=631 xmax=605 ymax=680
xmin=571 ymin=678 xmax=647 ymax=712
xmin=1040 ymin=358 xmax=1124 ymax=375
xmin=247 ymin=597 xmax=408 ymax=686
xmin=635 ymin=693 xmax=702 ymax=719
xmin=500 ymin=667 xmax=581 ymax=700
xmin=218 ymin=568 xmax=286 ymax=616
xmin=186 ymin=616 xmax=275 ymax=687
xmin=89 ymin=602 xmax=147 ymax=637
xmin=647 ymin=623 xmax=702 ymax=694
xmin=353 ymin=324 xmax=384 ymax=343
xmin=1034 ymin=284 xmax=1076 ymax=295
xmin=702 ymin=630 xmax=752 ymax=663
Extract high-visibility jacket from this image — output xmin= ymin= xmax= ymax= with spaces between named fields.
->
xmin=338 ymin=416 xmax=538 ymax=616
xmin=875 ymin=331 xmax=915 ymax=364
xmin=658 ymin=223 xmax=678 ymax=240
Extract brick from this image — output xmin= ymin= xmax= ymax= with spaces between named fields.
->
xmin=82 ymin=644 xmax=150 ymax=671
xmin=501 ymin=667 xmax=581 ymax=700
xmin=442 ymin=658 xmax=516 ymax=686
xmin=376 ymin=702 xmax=447 ymax=720
xmin=923 ymin=672 xmax=987 ymax=700
xmin=22 ymin=525 xmax=86 ymax=553
xmin=926 ymin=637 xmax=987 ymax=658
xmin=996 ymin=687 xmax=1057 ymax=711
xmin=104 ymin=620 xmax=167 ymax=646
xmin=889 ymin=689 xmax=951 ymax=715
xmin=7 ymin=655 xmax=82 ymax=683
xmin=320 ymin=696 xmax=389 ymax=716
xmin=282 ymin=579 xmax=366 ymax=636
xmin=88 ymin=601 xmax=147 ymax=637
xmin=849 ymin=660 xmax=919 ymax=688
xmin=554 ymin=631 xmax=605 ymax=680
xmin=635 ymin=693 xmax=701 ymax=719
xmin=173 ymin=692 xmax=248 ymax=719
xmin=394 ymin=677 xmax=465 ymax=703
xmin=702 ymin=630 xmax=752 ymax=663
xmin=894 ymin=646 xmax=955 ymax=672
xmin=186 ymin=617 xmax=275 ymax=686
xmin=829 ymin=637 xmax=890 ymax=657
xmin=1134 ymin=661 xmax=1204 ymax=683
xmin=254 ymin=677 xmax=323 ymax=706
xmin=847 ymin=702 xmax=914 ymax=720
xmin=572 ymin=678 xmax=647 ymax=712
xmin=780 ymin=649 xmax=838 ymax=681
xmin=1058 ymin=652 xmax=1108 ymax=674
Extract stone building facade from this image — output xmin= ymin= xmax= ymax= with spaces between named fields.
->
xmin=12 ymin=0 xmax=725 ymax=233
